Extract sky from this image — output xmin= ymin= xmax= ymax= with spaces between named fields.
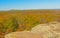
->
xmin=0 ymin=0 xmax=60 ymax=10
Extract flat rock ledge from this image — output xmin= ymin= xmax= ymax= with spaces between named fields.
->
xmin=5 ymin=31 xmax=42 ymax=38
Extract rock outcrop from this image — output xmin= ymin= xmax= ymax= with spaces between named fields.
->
xmin=5 ymin=31 xmax=42 ymax=38
xmin=31 ymin=21 xmax=60 ymax=38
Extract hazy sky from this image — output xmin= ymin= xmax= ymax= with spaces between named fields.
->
xmin=0 ymin=0 xmax=60 ymax=10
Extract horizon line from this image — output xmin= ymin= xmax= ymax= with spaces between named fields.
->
xmin=0 ymin=9 xmax=60 ymax=11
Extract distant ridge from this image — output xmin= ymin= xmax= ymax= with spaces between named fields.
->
xmin=0 ymin=9 xmax=60 ymax=11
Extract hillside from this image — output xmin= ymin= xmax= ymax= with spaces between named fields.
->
xmin=0 ymin=10 xmax=60 ymax=38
